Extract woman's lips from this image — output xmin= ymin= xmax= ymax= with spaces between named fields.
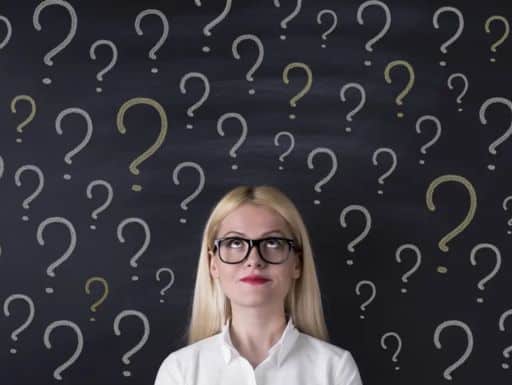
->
xmin=241 ymin=278 xmax=270 ymax=285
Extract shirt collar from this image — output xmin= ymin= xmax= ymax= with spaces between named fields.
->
xmin=218 ymin=314 xmax=299 ymax=368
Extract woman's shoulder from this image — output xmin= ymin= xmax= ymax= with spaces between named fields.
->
xmin=158 ymin=333 xmax=219 ymax=368
xmin=296 ymin=331 xmax=359 ymax=366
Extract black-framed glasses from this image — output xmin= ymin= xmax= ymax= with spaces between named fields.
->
xmin=212 ymin=236 xmax=299 ymax=264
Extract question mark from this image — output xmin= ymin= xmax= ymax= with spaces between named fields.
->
xmin=380 ymin=332 xmax=402 ymax=370
xmin=179 ymin=72 xmax=210 ymax=129
xmin=274 ymin=131 xmax=295 ymax=170
xmin=14 ymin=165 xmax=44 ymax=221
xmin=415 ymin=115 xmax=442 ymax=165
xmin=117 ymin=217 xmax=151 ymax=282
xmin=117 ymin=97 xmax=168 ymax=191
xmin=340 ymin=83 xmax=366 ymax=133
xmin=502 ymin=195 xmax=512 ymax=235
xmin=44 ymin=320 xmax=83 ymax=380
xmin=85 ymin=276 xmax=109 ymax=321
xmin=499 ymin=310 xmax=512 ymax=369
xmin=156 ymin=268 xmax=175 ymax=303
xmin=395 ymin=244 xmax=422 ymax=293
xmin=316 ymin=9 xmax=337 ymax=48
xmin=433 ymin=320 xmax=473 ymax=380
xmin=339 ymin=205 xmax=372 ymax=265
xmin=357 ymin=0 xmax=391 ymax=66
xmin=86 ymin=180 xmax=113 ymax=230
xmin=113 ymin=310 xmax=150 ymax=377
xmin=0 ymin=15 xmax=12 ymax=50
xmin=307 ymin=147 xmax=338 ymax=205
xmin=33 ymin=0 xmax=78 ymax=85
xmin=134 ymin=9 xmax=169 ymax=74
xmin=484 ymin=15 xmax=509 ymax=63
xmin=89 ymin=39 xmax=118 ymax=93
xmin=10 ymin=95 xmax=36 ymax=143
xmin=447 ymin=73 xmax=468 ymax=112
xmin=384 ymin=59 xmax=415 ymax=118
xmin=282 ymin=62 xmax=313 ymax=120
xmin=273 ymin=0 xmax=302 ymax=41
xmin=470 ymin=243 xmax=501 ymax=303
xmin=355 ymin=280 xmax=376 ymax=319
xmin=432 ymin=6 xmax=464 ymax=67
xmin=172 ymin=161 xmax=205 ymax=224
xmin=3 ymin=294 xmax=35 ymax=354
xmin=232 ymin=34 xmax=264 ymax=95
xmin=201 ymin=0 xmax=232 ymax=52
xmin=372 ymin=147 xmax=397 ymax=195
xmin=217 ymin=112 xmax=248 ymax=171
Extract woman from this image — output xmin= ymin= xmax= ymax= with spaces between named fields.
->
xmin=154 ymin=185 xmax=363 ymax=385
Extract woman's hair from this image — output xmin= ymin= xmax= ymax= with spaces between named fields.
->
xmin=179 ymin=185 xmax=330 ymax=345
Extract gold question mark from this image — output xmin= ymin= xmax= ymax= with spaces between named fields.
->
xmin=426 ymin=174 xmax=477 ymax=273
xmin=85 ymin=276 xmax=109 ymax=322
xmin=10 ymin=95 xmax=36 ymax=143
xmin=484 ymin=15 xmax=510 ymax=63
xmin=116 ymin=97 xmax=168 ymax=192
xmin=384 ymin=60 xmax=415 ymax=118
xmin=282 ymin=62 xmax=313 ymax=120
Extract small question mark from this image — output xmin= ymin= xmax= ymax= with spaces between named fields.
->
xmin=316 ymin=9 xmax=337 ymax=48
xmin=117 ymin=97 xmax=168 ymax=191
xmin=502 ymin=195 xmax=512 ymax=235
xmin=372 ymin=147 xmax=397 ymax=195
xmin=498 ymin=310 xmax=512 ymax=369
xmin=307 ymin=147 xmax=338 ymax=205
xmin=3 ymin=294 xmax=35 ymax=354
xmin=85 ymin=276 xmax=109 ymax=321
xmin=134 ymin=9 xmax=169 ymax=74
xmin=44 ymin=320 xmax=84 ymax=380
xmin=357 ymin=0 xmax=391 ymax=66
xmin=415 ymin=115 xmax=442 ymax=165
xmin=179 ymin=72 xmax=210 ymax=129
xmin=33 ymin=0 xmax=78 ymax=85
xmin=339 ymin=83 xmax=366 ymax=133
xmin=274 ymin=131 xmax=295 ymax=170
xmin=172 ymin=161 xmax=205 ymax=224
xmin=0 ymin=15 xmax=12 ymax=50
xmin=432 ymin=6 xmax=464 ymax=67
xmin=380 ymin=332 xmax=402 ymax=370
xmin=433 ymin=320 xmax=473 ymax=380
xmin=117 ymin=217 xmax=151 ymax=282
xmin=156 ymin=268 xmax=175 ymax=303
xmin=14 ymin=165 xmax=44 ymax=221
xmin=86 ymin=180 xmax=114 ymax=230
xmin=447 ymin=73 xmax=468 ymax=112
xmin=384 ymin=59 xmax=415 ymax=118
xmin=484 ymin=15 xmax=509 ymax=63
xmin=10 ymin=95 xmax=36 ymax=143
xmin=232 ymin=34 xmax=264 ymax=95
xmin=282 ymin=62 xmax=313 ymax=120
xmin=201 ymin=0 xmax=233 ymax=52
xmin=339 ymin=205 xmax=372 ymax=265
xmin=217 ymin=112 xmax=248 ymax=170
xmin=395 ymin=244 xmax=422 ymax=293
xmin=89 ymin=39 xmax=118 ymax=93
xmin=113 ymin=310 xmax=150 ymax=377
xmin=273 ymin=0 xmax=302 ymax=41
xmin=470 ymin=243 xmax=501 ymax=303
xmin=355 ymin=280 xmax=376 ymax=319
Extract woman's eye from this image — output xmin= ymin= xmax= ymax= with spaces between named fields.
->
xmin=226 ymin=238 xmax=243 ymax=248
xmin=264 ymin=238 xmax=282 ymax=248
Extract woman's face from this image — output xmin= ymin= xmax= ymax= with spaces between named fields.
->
xmin=208 ymin=203 xmax=301 ymax=313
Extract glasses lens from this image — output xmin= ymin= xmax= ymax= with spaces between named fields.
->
xmin=219 ymin=237 xmax=290 ymax=263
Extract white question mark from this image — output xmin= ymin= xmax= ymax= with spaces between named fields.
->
xmin=134 ymin=9 xmax=169 ymax=74
xmin=372 ymin=147 xmax=397 ymax=195
xmin=273 ymin=0 xmax=302 ymax=41
xmin=340 ymin=82 xmax=366 ymax=133
xmin=232 ymin=34 xmax=264 ymax=95
xmin=44 ymin=320 xmax=84 ymax=380
xmin=3 ymin=294 xmax=35 ymax=354
xmin=14 ymin=165 xmax=44 ymax=221
xmin=217 ymin=112 xmax=248 ymax=171
xmin=433 ymin=6 xmax=464 ymax=67
xmin=433 ymin=320 xmax=473 ymax=380
xmin=470 ymin=243 xmax=501 ymax=303
xmin=0 ymin=15 xmax=13 ymax=49
xmin=89 ymin=39 xmax=118 ymax=93
xmin=179 ymin=72 xmax=210 ymax=129
xmin=86 ymin=180 xmax=114 ymax=230
xmin=447 ymin=73 xmax=468 ymax=112
xmin=357 ymin=0 xmax=391 ymax=66
xmin=316 ymin=9 xmax=337 ymax=48
xmin=307 ymin=147 xmax=338 ymax=205
xmin=355 ymin=280 xmax=376 ymax=319
xmin=117 ymin=217 xmax=151 ymax=282
xmin=339 ymin=205 xmax=372 ymax=265
xmin=274 ymin=131 xmax=295 ymax=170
xmin=156 ymin=268 xmax=175 ymax=303
xmin=502 ymin=195 xmax=512 ymax=235
xmin=201 ymin=0 xmax=233 ymax=52
xmin=415 ymin=115 xmax=442 ymax=165
xmin=498 ymin=310 xmax=512 ymax=369
xmin=380 ymin=332 xmax=402 ymax=370
xmin=172 ymin=161 xmax=205 ymax=224
xmin=33 ymin=0 xmax=78 ymax=85
xmin=395 ymin=244 xmax=422 ymax=293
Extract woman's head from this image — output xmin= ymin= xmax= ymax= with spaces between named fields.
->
xmin=183 ymin=185 xmax=329 ymax=344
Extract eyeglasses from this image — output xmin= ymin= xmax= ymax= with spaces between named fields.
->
xmin=212 ymin=236 xmax=299 ymax=264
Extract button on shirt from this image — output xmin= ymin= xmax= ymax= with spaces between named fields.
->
xmin=154 ymin=315 xmax=363 ymax=385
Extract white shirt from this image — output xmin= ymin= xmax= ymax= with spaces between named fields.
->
xmin=154 ymin=315 xmax=363 ymax=385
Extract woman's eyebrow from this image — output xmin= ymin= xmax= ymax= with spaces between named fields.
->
xmin=222 ymin=230 xmax=284 ymax=237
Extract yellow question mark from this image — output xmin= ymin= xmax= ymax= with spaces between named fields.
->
xmin=426 ymin=174 xmax=477 ymax=274
xmin=282 ymin=62 xmax=313 ymax=120
xmin=116 ymin=97 xmax=168 ymax=192
xmin=10 ymin=95 xmax=36 ymax=143
xmin=85 ymin=276 xmax=109 ymax=322
xmin=484 ymin=15 xmax=510 ymax=63
xmin=384 ymin=60 xmax=415 ymax=118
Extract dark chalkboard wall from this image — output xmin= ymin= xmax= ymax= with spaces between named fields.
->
xmin=1 ymin=0 xmax=511 ymax=384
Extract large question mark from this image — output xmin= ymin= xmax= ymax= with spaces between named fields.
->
xmin=113 ymin=310 xmax=150 ymax=377
xmin=56 ymin=107 xmax=93 ymax=180
xmin=37 ymin=216 xmax=77 ymax=294
xmin=282 ymin=62 xmax=313 ymax=120
xmin=415 ymin=115 xmax=442 ymax=165
xmin=484 ymin=15 xmax=509 ymax=63
xmin=33 ymin=0 xmax=77 ymax=85
xmin=89 ymin=39 xmax=118 ymax=93
xmin=117 ymin=97 xmax=168 ymax=192
xmin=479 ymin=96 xmax=512 ymax=171
xmin=339 ymin=205 xmax=372 ymax=265
xmin=380 ymin=332 xmax=402 ymax=370
xmin=499 ymin=310 xmax=512 ymax=369
xmin=201 ymin=0 xmax=232 ymax=52
xmin=384 ymin=59 xmax=415 ymax=118
xmin=0 ymin=15 xmax=13 ymax=50
xmin=340 ymin=82 xmax=366 ymax=133
xmin=503 ymin=195 xmax=512 ymax=235
xmin=372 ymin=147 xmax=397 ymax=195
xmin=134 ymin=9 xmax=169 ymax=74
xmin=44 ymin=320 xmax=84 ymax=380
xmin=86 ymin=179 xmax=113 ymax=230
xmin=3 ymin=294 xmax=35 ymax=354
xmin=172 ymin=161 xmax=205 ymax=224
xmin=357 ymin=0 xmax=391 ymax=66
xmin=432 ymin=6 xmax=464 ymax=67
xmin=217 ymin=112 xmax=248 ymax=171
xmin=447 ymin=73 xmax=468 ymax=112
xmin=470 ymin=243 xmax=501 ymax=304
xmin=307 ymin=147 xmax=338 ymax=205
xmin=274 ymin=131 xmax=295 ymax=170
xmin=426 ymin=174 xmax=477 ymax=274
xmin=10 ymin=95 xmax=36 ymax=143
xmin=316 ymin=9 xmax=337 ymax=48
xmin=395 ymin=244 xmax=422 ymax=293
xmin=117 ymin=217 xmax=151 ymax=282
xmin=85 ymin=276 xmax=109 ymax=322
xmin=156 ymin=268 xmax=175 ymax=303
xmin=179 ymin=72 xmax=210 ymax=129
xmin=433 ymin=320 xmax=473 ymax=380
xmin=232 ymin=34 xmax=264 ymax=95
xmin=273 ymin=0 xmax=302 ymax=40
xmin=355 ymin=280 xmax=376 ymax=319
xmin=14 ymin=165 xmax=44 ymax=221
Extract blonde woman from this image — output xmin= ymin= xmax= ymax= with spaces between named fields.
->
xmin=154 ymin=185 xmax=363 ymax=385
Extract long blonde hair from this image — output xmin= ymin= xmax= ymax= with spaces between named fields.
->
xmin=179 ymin=185 xmax=330 ymax=345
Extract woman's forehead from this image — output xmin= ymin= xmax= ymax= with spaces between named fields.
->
xmin=217 ymin=203 xmax=290 ymax=234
